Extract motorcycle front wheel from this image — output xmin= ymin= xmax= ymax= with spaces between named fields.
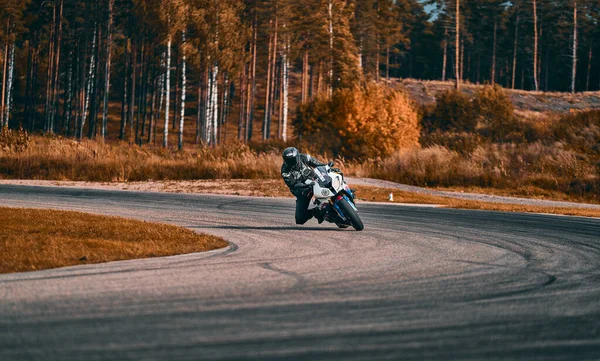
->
xmin=337 ymin=197 xmax=364 ymax=231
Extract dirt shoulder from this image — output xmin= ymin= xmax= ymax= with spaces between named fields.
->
xmin=2 ymin=179 xmax=599 ymax=219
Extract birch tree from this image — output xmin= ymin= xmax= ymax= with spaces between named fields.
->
xmin=178 ymin=30 xmax=186 ymax=150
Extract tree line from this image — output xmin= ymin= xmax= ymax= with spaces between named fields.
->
xmin=0 ymin=0 xmax=598 ymax=147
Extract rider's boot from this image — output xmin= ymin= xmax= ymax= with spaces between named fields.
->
xmin=313 ymin=208 xmax=325 ymax=224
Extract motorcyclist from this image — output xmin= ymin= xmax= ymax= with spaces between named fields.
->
xmin=281 ymin=147 xmax=331 ymax=225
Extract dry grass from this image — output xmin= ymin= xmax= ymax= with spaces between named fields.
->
xmin=0 ymin=136 xmax=282 ymax=181
xmin=346 ymin=144 xmax=600 ymax=203
xmin=0 ymin=207 xmax=228 ymax=274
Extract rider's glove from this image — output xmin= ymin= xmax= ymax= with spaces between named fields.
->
xmin=301 ymin=187 xmax=313 ymax=197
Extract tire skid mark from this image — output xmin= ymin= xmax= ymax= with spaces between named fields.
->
xmin=259 ymin=262 xmax=307 ymax=292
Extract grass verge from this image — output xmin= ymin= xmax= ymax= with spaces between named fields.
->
xmin=0 ymin=207 xmax=228 ymax=274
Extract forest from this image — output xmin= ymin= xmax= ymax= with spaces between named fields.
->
xmin=0 ymin=0 xmax=599 ymax=148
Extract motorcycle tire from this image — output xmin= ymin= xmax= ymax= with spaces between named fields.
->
xmin=337 ymin=197 xmax=364 ymax=231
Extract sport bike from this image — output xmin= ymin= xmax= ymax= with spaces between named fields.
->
xmin=300 ymin=165 xmax=364 ymax=231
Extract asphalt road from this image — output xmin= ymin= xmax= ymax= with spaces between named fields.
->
xmin=1 ymin=185 xmax=599 ymax=361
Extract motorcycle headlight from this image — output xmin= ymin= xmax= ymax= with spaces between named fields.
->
xmin=332 ymin=177 xmax=341 ymax=190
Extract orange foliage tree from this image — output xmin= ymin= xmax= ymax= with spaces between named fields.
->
xmin=295 ymin=84 xmax=420 ymax=159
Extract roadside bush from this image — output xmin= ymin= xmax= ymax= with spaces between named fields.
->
xmin=473 ymin=85 xmax=521 ymax=142
xmin=0 ymin=127 xmax=30 ymax=153
xmin=295 ymin=84 xmax=420 ymax=159
xmin=551 ymin=110 xmax=600 ymax=154
xmin=473 ymin=85 xmax=514 ymax=127
xmin=425 ymin=90 xmax=476 ymax=132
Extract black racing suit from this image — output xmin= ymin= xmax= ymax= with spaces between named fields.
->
xmin=281 ymin=154 xmax=326 ymax=224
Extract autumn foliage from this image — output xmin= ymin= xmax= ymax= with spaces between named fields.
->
xmin=295 ymin=84 xmax=420 ymax=158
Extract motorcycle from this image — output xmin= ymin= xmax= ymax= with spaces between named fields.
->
xmin=301 ymin=164 xmax=364 ymax=231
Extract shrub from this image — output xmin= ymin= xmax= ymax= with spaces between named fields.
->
xmin=0 ymin=127 xmax=30 ymax=153
xmin=472 ymin=85 xmax=520 ymax=142
xmin=295 ymin=84 xmax=420 ymax=159
xmin=551 ymin=110 xmax=600 ymax=154
xmin=426 ymin=90 xmax=476 ymax=132
xmin=473 ymin=85 xmax=514 ymax=126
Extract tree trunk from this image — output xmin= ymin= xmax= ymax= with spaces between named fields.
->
xmin=263 ymin=22 xmax=273 ymax=141
xmin=64 ymin=50 xmax=73 ymax=135
xmin=4 ymin=43 xmax=15 ymax=126
xmin=538 ymin=25 xmax=543 ymax=89
xmin=376 ymin=41 xmax=380 ymax=83
xmin=129 ymin=38 xmax=137 ymax=139
xmin=301 ymin=49 xmax=307 ymax=103
xmin=88 ymin=26 xmax=102 ymax=139
xmin=102 ymin=0 xmax=114 ymax=139
xmin=386 ymin=46 xmax=390 ymax=82
xmin=152 ymin=52 xmax=166 ymax=144
xmin=81 ymin=24 xmax=98 ymax=139
xmin=223 ymin=75 xmax=231 ymax=143
xmin=208 ymin=64 xmax=219 ymax=146
xmin=586 ymin=44 xmax=592 ymax=91
xmin=455 ymin=0 xmax=460 ymax=90
xmin=282 ymin=37 xmax=289 ymax=142
xmin=442 ymin=27 xmax=447 ymax=81
xmin=163 ymin=34 xmax=171 ymax=148
xmin=199 ymin=65 xmax=208 ymax=144
xmin=44 ymin=6 xmax=55 ymax=132
xmin=491 ymin=19 xmax=497 ymax=84
xmin=178 ymin=31 xmax=186 ymax=150
xmin=571 ymin=0 xmax=577 ymax=93
xmin=270 ymin=16 xmax=279 ymax=120
xmin=196 ymin=77 xmax=202 ymax=144
xmin=172 ymin=48 xmax=179 ymax=130
xmin=77 ymin=27 xmax=89 ymax=140
xmin=135 ymin=38 xmax=147 ymax=144
xmin=140 ymin=43 xmax=151 ymax=140
xmin=50 ymin=0 xmax=64 ymax=133
xmin=248 ymin=14 xmax=257 ymax=141
xmin=0 ymin=28 xmax=8 ymax=128
xmin=147 ymin=64 xmax=157 ymax=142
xmin=512 ymin=15 xmax=519 ymax=89
xmin=120 ymin=38 xmax=129 ymax=140
xmin=460 ymin=38 xmax=464 ymax=81
xmin=533 ymin=0 xmax=539 ymax=91
xmin=278 ymin=56 xmax=283 ymax=138
xmin=24 ymin=42 xmax=33 ymax=129
xmin=238 ymin=64 xmax=245 ymax=142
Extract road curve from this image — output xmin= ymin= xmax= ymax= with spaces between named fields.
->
xmin=0 ymin=185 xmax=599 ymax=361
